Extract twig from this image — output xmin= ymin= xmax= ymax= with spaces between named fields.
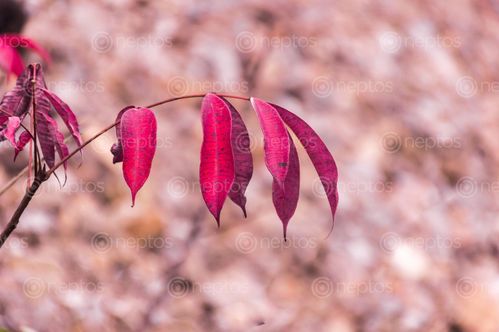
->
xmin=45 ymin=94 xmax=249 ymax=177
xmin=0 ymin=165 xmax=29 ymax=196
xmin=0 ymin=93 xmax=250 ymax=249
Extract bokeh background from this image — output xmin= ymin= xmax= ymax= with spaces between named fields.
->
xmin=1 ymin=0 xmax=499 ymax=331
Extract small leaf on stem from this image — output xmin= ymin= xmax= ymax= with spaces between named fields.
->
xmin=13 ymin=130 xmax=31 ymax=161
xmin=3 ymin=116 xmax=21 ymax=147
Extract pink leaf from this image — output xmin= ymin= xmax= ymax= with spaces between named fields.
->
xmin=14 ymin=130 xmax=31 ymax=161
xmin=0 ymin=65 xmax=32 ymax=121
xmin=219 ymin=96 xmax=253 ymax=218
xmin=272 ymin=134 xmax=300 ymax=240
xmin=200 ymin=93 xmax=235 ymax=225
xmin=41 ymin=88 xmax=82 ymax=146
xmin=273 ymin=104 xmax=339 ymax=226
xmin=4 ymin=116 xmax=21 ymax=147
xmin=250 ymin=98 xmax=290 ymax=187
xmin=121 ymin=107 xmax=157 ymax=206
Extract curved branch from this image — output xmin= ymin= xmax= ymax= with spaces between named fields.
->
xmin=0 ymin=165 xmax=29 ymax=196
xmin=0 ymin=93 xmax=250 ymax=249
xmin=45 ymin=93 xmax=249 ymax=177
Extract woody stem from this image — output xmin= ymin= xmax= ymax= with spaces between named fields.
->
xmin=0 ymin=172 xmax=45 ymax=249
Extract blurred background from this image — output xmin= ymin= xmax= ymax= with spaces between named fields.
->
xmin=1 ymin=0 xmax=499 ymax=331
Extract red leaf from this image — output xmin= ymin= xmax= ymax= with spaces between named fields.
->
xmin=219 ymin=96 xmax=253 ymax=217
xmin=200 ymin=93 xmax=235 ymax=225
xmin=41 ymin=88 xmax=82 ymax=146
xmin=0 ymin=35 xmax=51 ymax=66
xmin=121 ymin=107 xmax=157 ymax=206
xmin=273 ymin=104 xmax=339 ymax=226
xmin=14 ymin=130 xmax=31 ymax=161
xmin=250 ymin=98 xmax=290 ymax=187
xmin=110 ymin=106 xmax=135 ymax=164
xmin=272 ymin=134 xmax=300 ymax=240
xmin=0 ymin=43 xmax=24 ymax=76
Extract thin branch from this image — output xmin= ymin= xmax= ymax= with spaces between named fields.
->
xmin=45 ymin=93 xmax=249 ymax=177
xmin=0 ymin=93 xmax=250 ymax=249
xmin=0 ymin=165 xmax=29 ymax=196
xmin=2 ymin=93 xmax=251 ymax=185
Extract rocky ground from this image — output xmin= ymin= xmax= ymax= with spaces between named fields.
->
xmin=0 ymin=0 xmax=498 ymax=331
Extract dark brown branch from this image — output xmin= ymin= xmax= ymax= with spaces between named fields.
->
xmin=0 ymin=172 xmax=44 ymax=249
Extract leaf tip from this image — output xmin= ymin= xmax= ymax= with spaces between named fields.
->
xmin=323 ymin=215 xmax=336 ymax=240
xmin=130 ymin=192 xmax=137 ymax=208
